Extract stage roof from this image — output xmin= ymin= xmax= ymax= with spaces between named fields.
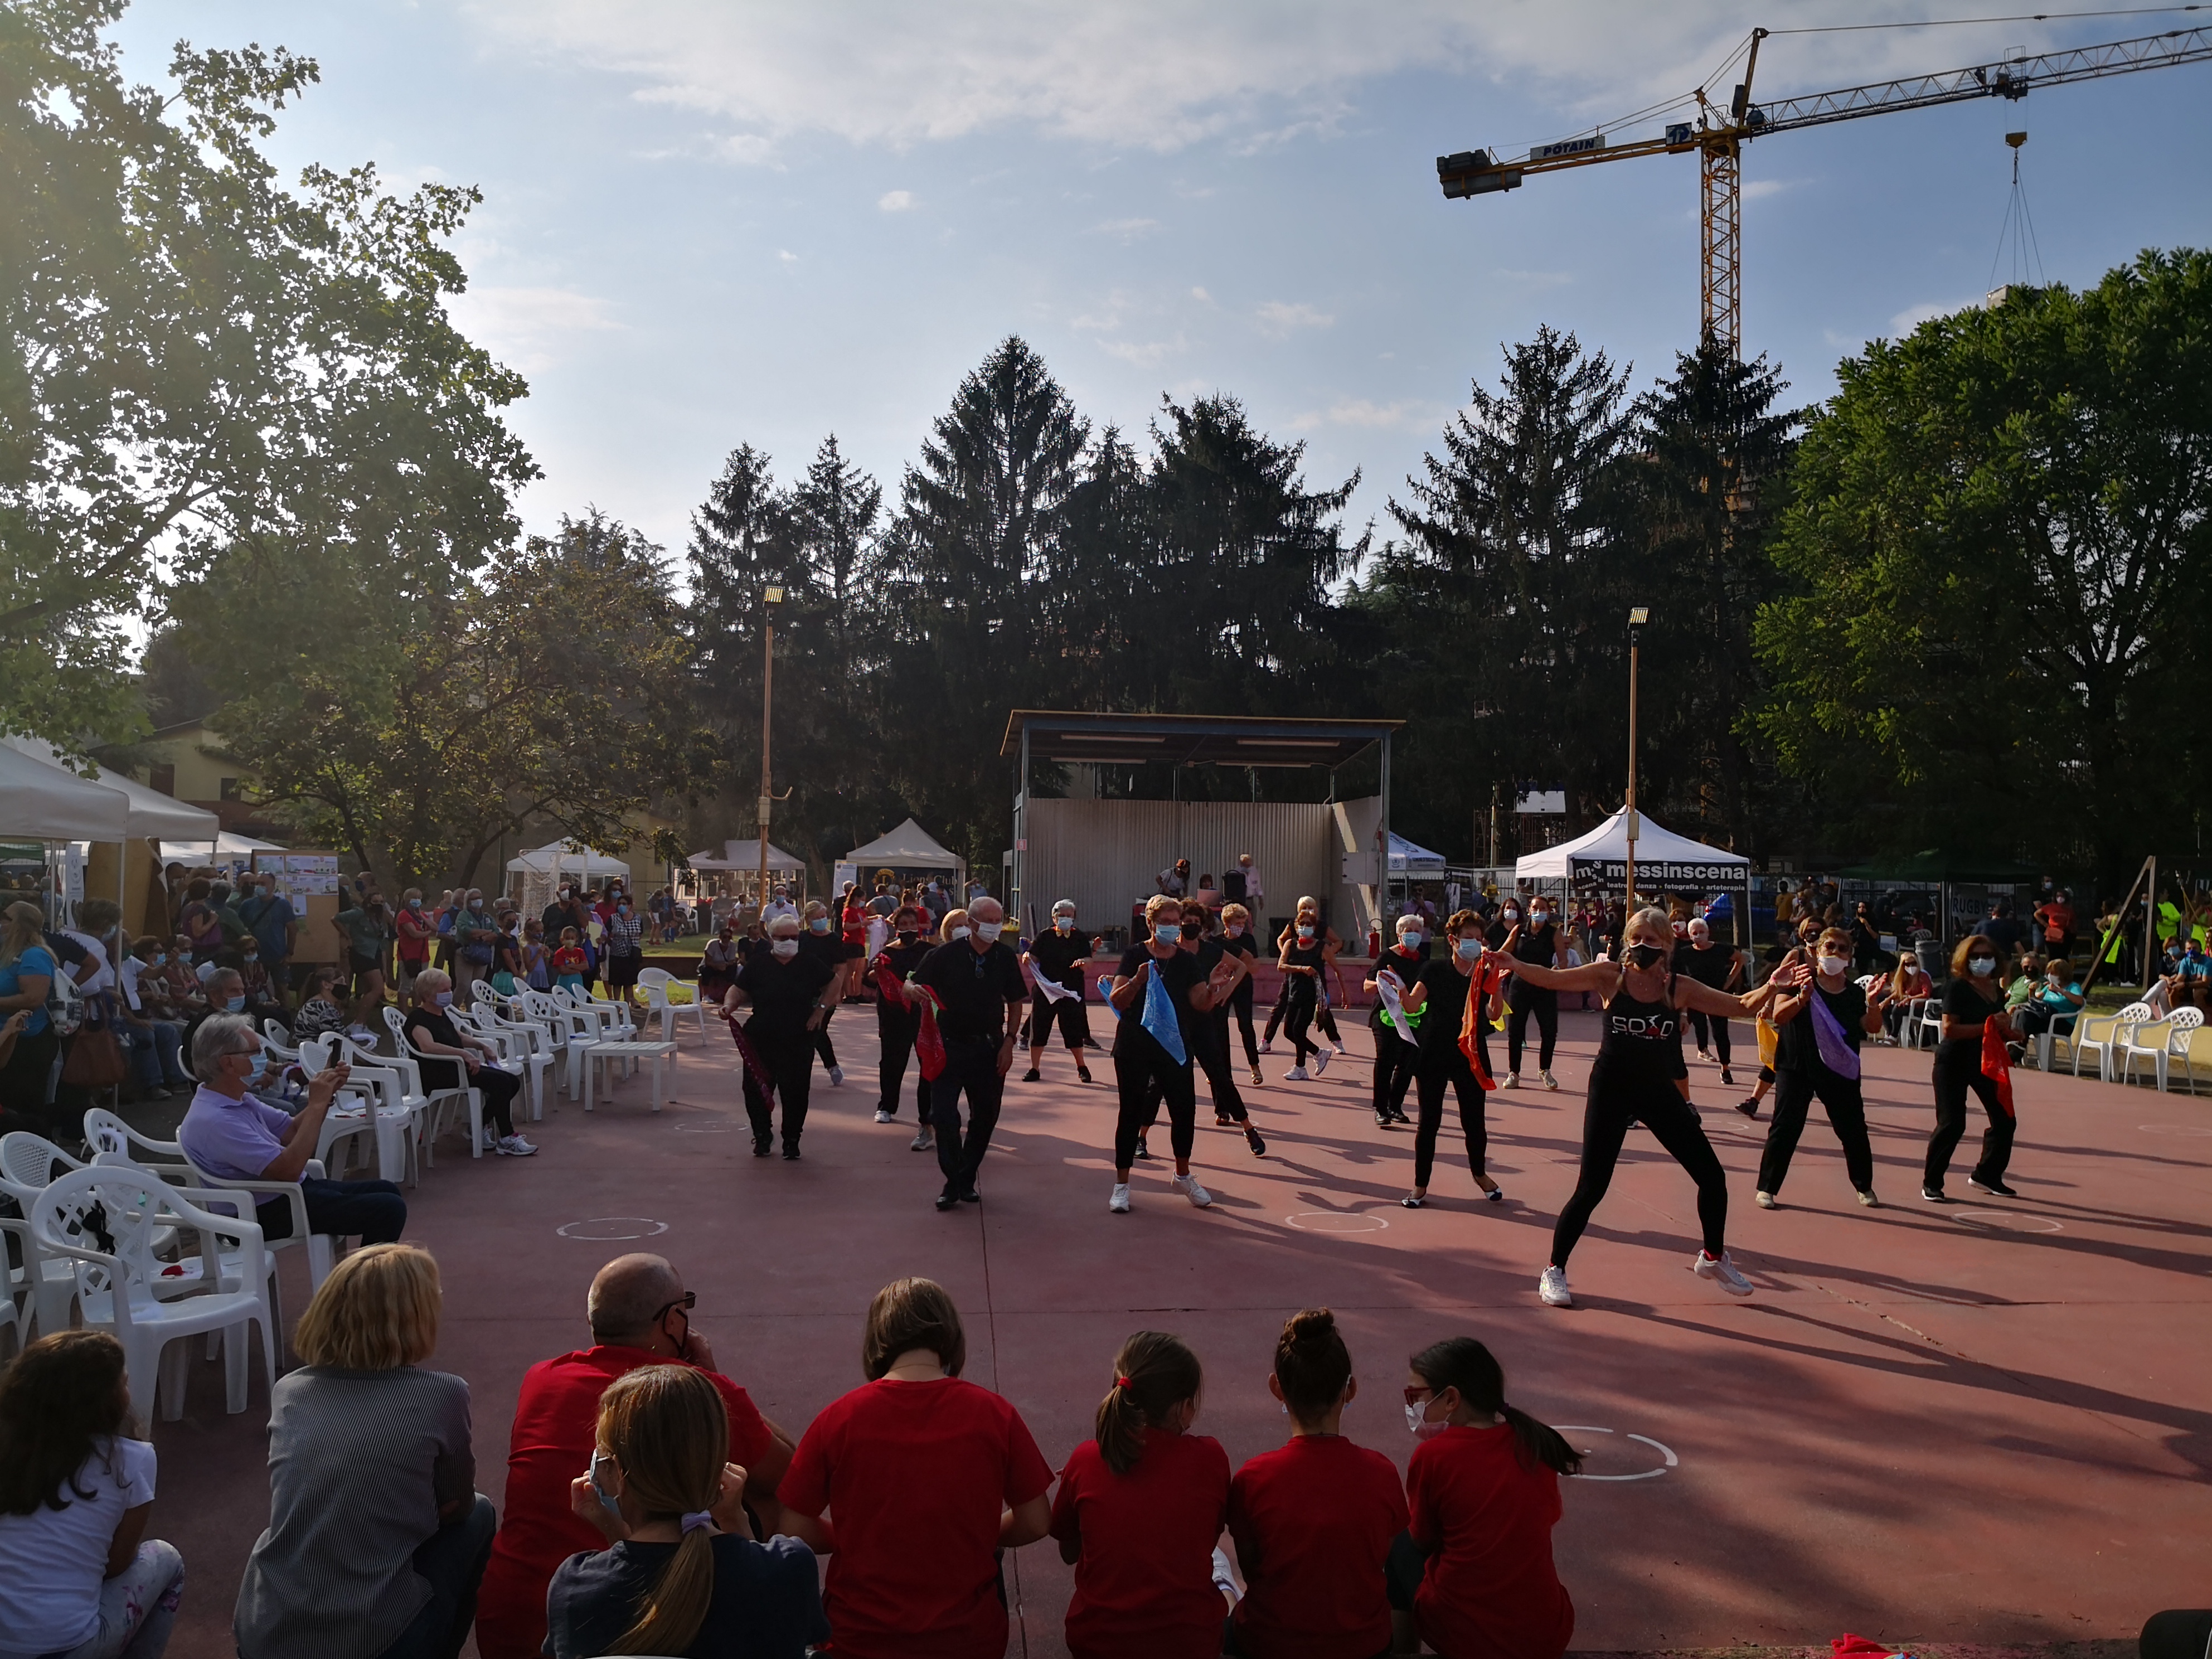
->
xmin=1001 ymin=710 xmax=1401 ymax=770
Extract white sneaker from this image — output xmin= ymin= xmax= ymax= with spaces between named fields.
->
xmin=497 ymin=1134 xmax=539 ymax=1156
xmin=828 ymin=1065 xmax=845 ymax=1086
xmin=910 ymin=1130 xmax=934 ymax=1152
xmin=1539 ymin=1070 xmax=1559 ymax=1091
xmin=1692 ymin=1249 xmax=1754 ymax=1297
xmin=1259 ymin=1040 xmax=1273 ymax=1055
xmin=874 ymin=1108 xmax=896 ymax=1124
xmin=1211 ymin=1544 xmax=1241 ymax=1605
xmin=1537 ymin=1265 xmax=1573 ymax=1307
xmin=1505 ymin=1071 xmax=1521 ymax=1089
xmin=1172 ymin=1172 xmax=1214 ymax=1209
xmin=1331 ymin=1044 xmax=1347 ymax=1058
xmin=1754 ymin=1190 xmax=1777 ymax=1209
xmin=1856 ymin=1189 xmax=1880 ymax=1208
xmin=1109 ymin=1182 xmax=1131 ymax=1213
xmin=1283 ymin=1066 xmax=1309 ymax=1081
xmin=1312 ymin=1048 xmax=1331 ymax=1075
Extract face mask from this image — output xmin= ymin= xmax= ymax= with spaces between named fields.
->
xmin=618 ymin=905 xmax=630 ymax=916
xmin=1398 ymin=935 xmax=1420 ymax=952
xmin=1816 ymin=954 xmax=1849 ymax=977
xmin=1502 ymin=909 xmax=1519 ymax=922
xmin=772 ymin=938 xmax=799 ymax=959
xmin=1405 ymin=1401 xmax=1447 ymax=1440
xmin=408 ymin=898 xmax=422 ymax=910
xmin=809 ymin=918 xmax=830 ymax=933
xmin=2048 ymin=971 xmax=2065 ymax=984
xmin=898 ymin=930 xmax=919 ymax=946
xmin=243 ymin=1048 xmax=267 ymax=1082
xmin=1225 ymin=923 xmax=1243 ymax=938
xmin=225 ymin=994 xmax=246 ymax=1013
xmin=950 ymin=926 xmax=971 ymax=942
xmin=1054 ymin=916 xmax=1073 ymax=932
xmin=1456 ymin=938 xmax=1482 ymax=961
xmin=433 ymin=990 xmax=454 ymax=1008
xmin=1154 ymin=924 xmax=1182 ymax=945
xmin=1970 ymin=957 xmax=1996 ymax=977
xmin=1627 ymin=943 xmax=1665 ymax=969
xmin=1297 ymin=924 xmax=1316 ymax=939
xmin=149 ymin=954 xmax=165 ymax=968
xmin=1530 ymin=910 xmax=1549 ymax=924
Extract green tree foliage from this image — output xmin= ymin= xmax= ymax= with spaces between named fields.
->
xmin=0 ymin=0 xmax=533 ymax=751
xmin=171 ymin=512 xmax=704 ymax=890
xmin=1755 ymin=249 xmax=2212 ymax=882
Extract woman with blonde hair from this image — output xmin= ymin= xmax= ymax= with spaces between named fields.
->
xmin=234 ymin=1245 xmax=493 ymax=1659
xmin=1496 ymin=906 xmax=1792 ymax=1309
xmin=546 ymin=1366 xmax=824 ymax=1658
xmin=776 ymin=1279 xmax=1053 ymax=1658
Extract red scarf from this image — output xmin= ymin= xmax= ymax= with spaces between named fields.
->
xmin=1980 ymin=1019 xmax=2015 ymax=1118
xmin=1458 ymin=961 xmax=1503 ymax=1089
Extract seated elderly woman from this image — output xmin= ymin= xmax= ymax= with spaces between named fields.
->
xmin=234 ymin=1245 xmax=494 ymax=1659
xmin=401 ymin=969 xmax=534 ymax=1157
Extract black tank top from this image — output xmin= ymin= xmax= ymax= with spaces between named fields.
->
xmin=1283 ymin=939 xmax=1327 ymax=977
xmin=1594 ymin=966 xmax=1681 ymax=1090
xmin=1508 ymin=924 xmax=1558 ymax=1002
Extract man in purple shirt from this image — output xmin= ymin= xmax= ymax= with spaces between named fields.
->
xmin=177 ymin=1012 xmax=407 ymax=1245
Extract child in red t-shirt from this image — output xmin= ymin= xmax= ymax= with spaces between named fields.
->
xmin=1049 ymin=1331 xmax=1231 ymax=1659
xmin=1227 ymin=1308 xmax=1407 ymax=1659
xmin=552 ymin=928 xmax=589 ymax=993
xmin=778 ymin=1278 xmax=1054 ymax=1659
xmin=1391 ymin=1337 xmax=1580 ymax=1659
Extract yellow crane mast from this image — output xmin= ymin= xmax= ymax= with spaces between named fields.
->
xmin=1437 ymin=25 xmax=2212 ymax=357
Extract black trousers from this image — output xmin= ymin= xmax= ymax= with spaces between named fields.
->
xmin=258 ymin=1177 xmax=408 ymax=1246
xmin=1280 ymin=977 xmax=1320 ymax=1064
xmin=1506 ymin=987 xmax=1558 ymax=1073
xmin=1758 ymin=1068 xmax=1874 ymax=1196
xmin=875 ymin=1000 xmax=930 ymax=1120
xmin=1926 ymin=1040 xmax=2015 ymax=1191
xmin=1371 ymin=1030 xmax=1417 ymax=1118
xmin=419 ymin=1059 xmax=523 ymax=1138
xmin=1550 ymin=1069 xmax=1728 ymax=1266
xmin=1116 ymin=1042 xmax=1195 ymax=1168
xmin=1147 ymin=1018 xmax=1247 ymax=1124
xmin=1227 ymin=982 xmax=1258 ymax=1065
xmin=1413 ymin=1051 xmax=1488 ymax=1187
xmin=1687 ymin=1009 xmax=1733 ymax=1064
xmin=812 ymin=1007 xmax=838 ymax=1070
xmin=741 ymin=1034 xmax=814 ymax=1149
xmin=1027 ymin=987 xmax=1090 ymax=1053
xmin=931 ymin=1038 xmax=1003 ymax=1197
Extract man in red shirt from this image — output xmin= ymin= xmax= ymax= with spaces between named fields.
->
xmin=473 ymin=1253 xmax=795 ymax=1659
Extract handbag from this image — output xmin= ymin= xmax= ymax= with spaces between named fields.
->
xmin=62 ymin=1026 xmax=129 ymax=1089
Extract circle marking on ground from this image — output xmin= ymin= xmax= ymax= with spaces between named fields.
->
xmin=556 ymin=1217 xmax=671 ymax=1240
xmin=1947 ymin=1208 xmax=2064 ymax=1233
xmin=2137 ymin=1122 xmax=2212 ymax=1137
xmin=1282 ymin=1211 xmax=1391 ymax=1234
xmin=1555 ymin=1425 xmax=1677 ymax=1481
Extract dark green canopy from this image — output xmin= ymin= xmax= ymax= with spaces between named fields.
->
xmin=1835 ymin=849 xmax=2041 ymax=882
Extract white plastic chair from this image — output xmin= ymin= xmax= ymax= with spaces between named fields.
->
xmin=2 ymin=1133 xmax=93 ymax=1340
xmin=0 ymin=1212 xmax=28 ymax=1359
xmin=176 ymin=1137 xmax=337 ymax=1297
xmin=1913 ymin=997 xmax=1942 ymax=1050
xmin=2074 ymin=1001 xmax=2153 ymax=1083
xmin=562 ymin=982 xmax=638 ymax=1041
xmin=524 ymin=990 xmax=601 ymax=1100
xmin=637 ymin=967 xmax=710 ymax=1046
xmin=82 ymin=1109 xmax=195 ymax=1175
xmin=33 ymin=1165 xmax=278 ymax=1422
xmin=2164 ymin=1006 xmax=2206 ymax=1093
xmin=2118 ymin=1016 xmax=2179 ymax=1091
xmin=298 ymin=1037 xmax=420 ymax=1185
xmin=456 ymin=1005 xmax=551 ymax=1120
xmin=329 ymin=1032 xmax=445 ymax=1169
xmin=382 ymin=1007 xmax=488 ymax=1157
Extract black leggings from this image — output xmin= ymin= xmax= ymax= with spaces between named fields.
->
xmin=1371 ymin=1032 xmax=1417 ymax=1118
xmin=1150 ymin=1018 xmax=1246 ymax=1123
xmin=875 ymin=1000 xmax=930 ymax=1120
xmin=1272 ymin=979 xmax=1338 ymax=1045
xmin=421 ymin=1058 xmax=522 ymax=1137
xmin=1687 ymin=1010 xmax=1733 ymax=1064
xmin=812 ymin=1007 xmax=837 ymax=1070
xmin=1926 ymin=1039 xmax=2015 ymax=1191
xmin=1758 ymin=1068 xmax=1874 ymax=1196
xmin=1228 ymin=983 xmax=1258 ymax=1065
xmin=1116 ymin=1044 xmax=1195 ymax=1169
xmin=1027 ymin=988 xmax=1090 ymax=1053
xmin=1506 ymin=988 xmax=1558 ymax=1073
xmin=1550 ymin=1071 xmax=1728 ymax=1266
xmin=1280 ymin=977 xmax=1320 ymax=1064
xmin=1413 ymin=1054 xmax=1488 ymax=1188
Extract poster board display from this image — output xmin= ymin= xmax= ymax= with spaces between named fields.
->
xmin=254 ymin=850 xmax=344 ymax=965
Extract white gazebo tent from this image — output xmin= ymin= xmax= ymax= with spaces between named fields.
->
xmin=2 ymin=739 xmax=219 ymax=927
xmin=844 ymin=818 xmax=962 ymax=871
xmin=1515 ymin=809 xmax=1752 ymax=945
xmin=506 ymin=841 xmax=633 ymax=920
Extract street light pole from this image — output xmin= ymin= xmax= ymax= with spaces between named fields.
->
xmin=1626 ymin=607 xmax=1649 ymax=911
xmin=757 ymin=585 xmax=784 ymax=909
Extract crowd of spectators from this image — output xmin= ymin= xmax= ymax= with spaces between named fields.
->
xmin=1 ymin=1250 xmax=1584 ymax=1659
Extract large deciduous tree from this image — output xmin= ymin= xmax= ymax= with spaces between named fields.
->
xmin=1755 ymin=249 xmax=2212 ymax=882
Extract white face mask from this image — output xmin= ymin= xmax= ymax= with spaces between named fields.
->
xmin=1405 ymin=1401 xmax=1447 ymax=1440
xmin=949 ymin=925 xmax=971 ymax=941
xmin=1054 ymin=916 xmax=1073 ymax=932
xmin=1970 ymin=956 xmax=1996 ymax=976
xmin=1816 ymin=954 xmax=1849 ymax=977
xmin=1502 ymin=908 xmax=1519 ymax=921
xmin=771 ymin=938 xmax=799 ymax=960
xmin=1225 ymin=923 xmax=1243 ymax=938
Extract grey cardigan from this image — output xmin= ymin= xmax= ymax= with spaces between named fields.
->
xmin=234 ymin=1365 xmax=476 ymax=1659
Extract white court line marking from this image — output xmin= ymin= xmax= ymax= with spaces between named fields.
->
xmin=1948 ymin=1208 xmax=2064 ymax=1233
xmin=673 ymin=1119 xmax=737 ymax=1133
xmin=556 ymin=1216 xmax=671 ymax=1240
xmin=1282 ymin=1211 xmax=1390 ymax=1234
xmin=2138 ymin=1123 xmax=2212 ymax=1137
xmin=1555 ymin=1425 xmax=1676 ymax=1481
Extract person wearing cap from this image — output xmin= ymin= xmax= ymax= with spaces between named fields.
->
xmin=1021 ymin=900 xmax=1094 ymax=1085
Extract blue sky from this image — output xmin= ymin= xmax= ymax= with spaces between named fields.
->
xmin=112 ymin=2 xmax=2212 ymax=566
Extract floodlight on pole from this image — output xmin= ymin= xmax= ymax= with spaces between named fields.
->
xmin=1625 ymin=607 xmax=1648 ymax=909
xmin=758 ymin=586 xmax=785 ymax=906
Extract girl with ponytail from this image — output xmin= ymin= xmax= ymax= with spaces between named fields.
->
xmin=1226 ymin=1308 xmax=1408 ymax=1658
xmin=546 ymin=1365 xmax=824 ymax=1658
xmin=1049 ymin=1331 xmax=1232 ymax=1659
xmin=1389 ymin=1337 xmax=1578 ymax=1659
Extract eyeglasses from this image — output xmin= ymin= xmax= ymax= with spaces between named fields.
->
xmin=1403 ymin=1384 xmax=1434 ymax=1407
xmin=652 ymin=1291 xmax=696 ymax=1324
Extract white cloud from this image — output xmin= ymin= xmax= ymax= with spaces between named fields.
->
xmin=1091 ymin=216 xmax=1161 ymax=241
xmin=877 ymin=188 xmax=916 ymax=211
xmin=443 ymin=285 xmax=624 ymax=373
xmin=1098 ymin=333 xmax=1189 ymax=366
xmin=777 ymin=248 xmax=799 ymax=263
xmin=1740 ymin=177 xmax=1794 ymax=202
xmin=1324 ymin=398 xmax=1434 ymax=430
xmin=1190 ymin=285 xmax=1212 ymax=303
xmin=1255 ymin=299 xmax=1333 ymax=338
xmin=463 ymin=2 xmax=2030 ymax=161
xmin=1886 ymin=299 xmax=1966 ymax=336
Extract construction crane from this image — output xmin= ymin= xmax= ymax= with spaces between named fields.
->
xmin=1436 ymin=25 xmax=2212 ymax=357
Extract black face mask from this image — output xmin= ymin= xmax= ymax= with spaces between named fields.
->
xmin=897 ymin=930 xmax=919 ymax=946
xmin=1627 ymin=943 xmax=1666 ymax=969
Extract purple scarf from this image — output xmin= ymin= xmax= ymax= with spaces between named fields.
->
xmin=1810 ymin=988 xmax=1862 ymax=1080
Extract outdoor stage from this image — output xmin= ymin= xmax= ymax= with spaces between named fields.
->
xmin=140 ymin=1006 xmax=2210 ymax=1658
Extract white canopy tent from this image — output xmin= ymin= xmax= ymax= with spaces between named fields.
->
xmin=1388 ymin=831 xmax=1447 ymax=876
xmin=688 ymin=837 xmax=807 ymax=874
xmin=506 ymin=841 xmax=632 ymax=880
xmin=3 ymin=739 xmax=219 ymax=842
xmin=1515 ymin=809 xmax=1753 ymax=944
xmin=844 ymin=818 xmax=962 ymax=872
xmin=0 ymin=744 xmax=132 ymax=841
xmin=158 ymin=831 xmax=284 ymax=865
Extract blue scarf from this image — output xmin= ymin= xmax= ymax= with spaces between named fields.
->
xmin=1140 ymin=959 xmax=1188 ymax=1063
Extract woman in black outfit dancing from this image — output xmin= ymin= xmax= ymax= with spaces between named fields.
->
xmin=1923 ymin=932 xmax=2020 ymax=1202
xmin=1218 ymin=904 xmax=1263 ymax=1084
xmin=1757 ymin=926 xmax=1892 ymax=1210
xmin=867 ymin=904 xmax=936 ymax=1137
xmin=1275 ymin=899 xmax=1333 ymax=1081
xmin=1364 ymin=915 xmax=1429 ymax=1127
xmin=1395 ymin=910 xmax=1503 ymax=1208
xmin=1021 ymin=899 xmax=1094 ymax=1084
xmin=1498 ymin=906 xmax=1789 ymax=1308
xmin=1501 ymin=895 xmax=1565 ymax=1092
xmin=1262 ymin=906 xmax=1343 ymax=1056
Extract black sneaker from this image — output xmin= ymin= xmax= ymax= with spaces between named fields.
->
xmin=1133 ymin=1134 xmax=1154 ymax=1161
xmin=752 ymin=1137 xmax=772 ymax=1158
xmin=934 ymin=1191 xmax=961 ymax=1211
xmin=959 ymin=1187 xmax=981 ymax=1203
xmin=1021 ymin=1068 xmax=1041 ymax=1083
xmin=1245 ymin=1124 xmax=1267 ymax=1157
xmin=1375 ymin=1112 xmax=1392 ymax=1128
xmin=781 ymin=1145 xmax=801 ymax=1161
xmin=1969 ymin=1175 xmax=2019 ymax=1198
xmin=1076 ymin=1064 xmax=1093 ymax=1083
xmin=1734 ymin=1097 xmax=1760 ymax=1118
xmin=1921 ymin=1186 xmax=1951 ymax=1203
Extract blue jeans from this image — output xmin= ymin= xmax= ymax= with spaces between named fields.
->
xmin=120 ymin=1021 xmax=186 ymax=1090
xmin=374 ymin=1495 xmax=495 ymax=1659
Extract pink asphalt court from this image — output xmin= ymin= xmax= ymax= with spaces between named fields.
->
xmin=139 ymin=1008 xmax=2211 ymax=1658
